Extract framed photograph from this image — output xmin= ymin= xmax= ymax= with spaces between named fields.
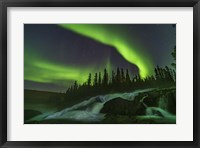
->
xmin=1 ymin=0 xmax=199 ymax=147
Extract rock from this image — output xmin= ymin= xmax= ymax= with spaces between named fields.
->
xmin=100 ymin=97 xmax=140 ymax=115
xmin=95 ymin=96 xmax=105 ymax=103
xmin=135 ymin=88 xmax=176 ymax=115
xmin=102 ymin=115 xmax=137 ymax=124
xmin=100 ymin=88 xmax=176 ymax=117
xmin=24 ymin=109 xmax=42 ymax=121
xmin=159 ymin=90 xmax=176 ymax=114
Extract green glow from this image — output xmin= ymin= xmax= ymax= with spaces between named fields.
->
xmin=24 ymin=49 xmax=113 ymax=86
xmin=59 ymin=24 xmax=154 ymax=78
xmin=105 ymin=58 xmax=112 ymax=74
xmin=25 ymin=49 xmax=89 ymax=85
xmin=25 ymin=24 xmax=155 ymax=87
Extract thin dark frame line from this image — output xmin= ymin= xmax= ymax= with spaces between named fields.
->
xmin=1 ymin=1 xmax=198 ymax=7
xmin=1 ymin=0 xmax=200 ymax=147
xmin=1 ymin=1 xmax=8 ymax=147
xmin=194 ymin=1 xmax=200 ymax=145
xmin=193 ymin=2 xmax=199 ymax=145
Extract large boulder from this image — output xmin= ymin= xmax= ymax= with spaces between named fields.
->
xmin=100 ymin=97 xmax=140 ymax=115
xmin=100 ymin=88 xmax=176 ymax=117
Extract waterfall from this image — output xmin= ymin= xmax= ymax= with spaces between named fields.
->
xmin=26 ymin=88 xmax=176 ymax=124
xmin=158 ymin=95 xmax=168 ymax=111
xmin=146 ymin=107 xmax=173 ymax=117
xmin=39 ymin=88 xmax=154 ymax=122
xmin=86 ymin=102 xmax=104 ymax=114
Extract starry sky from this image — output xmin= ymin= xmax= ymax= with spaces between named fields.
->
xmin=24 ymin=24 xmax=176 ymax=92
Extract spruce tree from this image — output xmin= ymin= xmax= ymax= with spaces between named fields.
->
xmin=125 ymin=69 xmax=131 ymax=83
xmin=73 ymin=81 xmax=78 ymax=90
xmin=121 ymin=68 xmax=125 ymax=83
xmin=93 ymin=73 xmax=98 ymax=86
xmin=171 ymin=46 xmax=176 ymax=69
xmin=98 ymin=72 xmax=102 ymax=85
xmin=102 ymin=68 xmax=108 ymax=86
xmin=87 ymin=73 xmax=92 ymax=86
xmin=112 ymin=70 xmax=116 ymax=84
xmin=116 ymin=67 xmax=121 ymax=83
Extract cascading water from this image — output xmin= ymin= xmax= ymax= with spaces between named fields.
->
xmin=136 ymin=93 xmax=176 ymax=124
xmin=146 ymin=107 xmax=173 ymax=117
xmin=158 ymin=95 xmax=168 ymax=111
xmin=28 ymin=88 xmax=154 ymax=123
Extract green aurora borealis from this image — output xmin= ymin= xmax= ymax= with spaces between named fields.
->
xmin=59 ymin=24 xmax=154 ymax=78
xmin=25 ymin=49 xmax=113 ymax=85
xmin=24 ymin=24 xmax=175 ymax=92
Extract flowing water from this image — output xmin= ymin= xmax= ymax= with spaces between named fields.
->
xmin=28 ymin=88 xmax=176 ymax=123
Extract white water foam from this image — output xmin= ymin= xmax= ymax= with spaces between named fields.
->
xmin=29 ymin=88 xmax=154 ymax=122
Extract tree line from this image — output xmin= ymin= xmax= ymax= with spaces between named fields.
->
xmin=64 ymin=65 xmax=176 ymax=103
xmin=53 ymin=47 xmax=176 ymax=109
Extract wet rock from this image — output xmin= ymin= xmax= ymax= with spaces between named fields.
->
xmin=100 ymin=97 xmax=140 ymax=115
xmin=24 ymin=109 xmax=42 ymax=121
xmin=135 ymin=88 xmax=176 ymax=115
xmin=101 ymin=88 xmax=176 ymax=117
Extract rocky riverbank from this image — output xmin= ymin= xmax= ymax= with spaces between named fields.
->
xmin=101 ymin=87 xmax=176 ymax=124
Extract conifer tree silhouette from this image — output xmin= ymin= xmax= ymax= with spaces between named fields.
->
xmin=98 ymin=72 xmax=102 ymax=85
xmin=87 ymin=73 xmax=92 ymax=86
xmin=93 ymin=73 xmax=98 ymax=86
xmin=102 ymin=68 xmax=108 ymax=86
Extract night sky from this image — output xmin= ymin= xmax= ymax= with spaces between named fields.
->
xmin=24 ymin=24 xmax=176 ymax=92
